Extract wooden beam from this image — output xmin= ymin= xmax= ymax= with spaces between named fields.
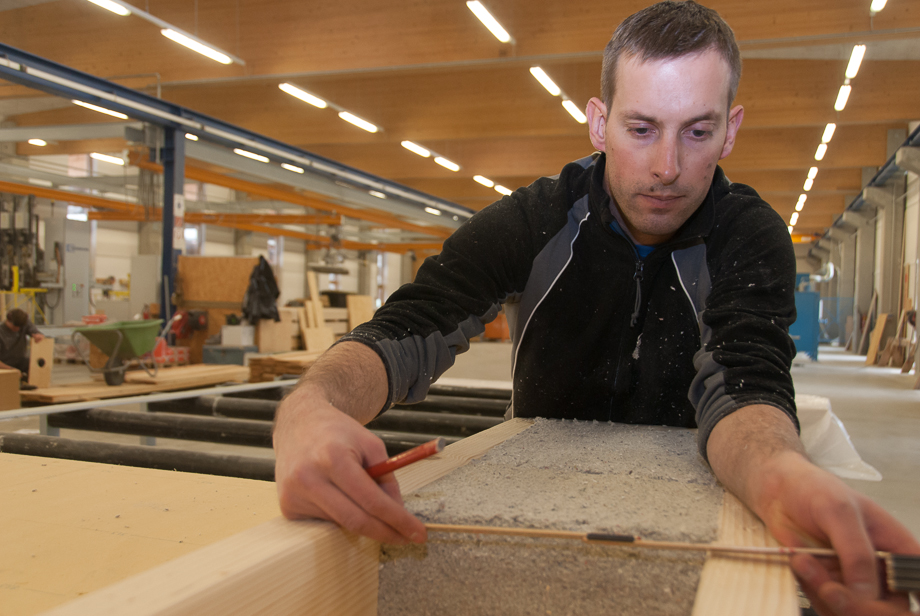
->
xmin=128 ymin=153 xmax=453 ymax=240
xmin=0 ymin=179 xmax=141 ymax=214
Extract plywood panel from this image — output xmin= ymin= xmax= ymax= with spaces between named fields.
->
xmin=176 ymin=256 xmax=258 ymax=305
xmin=28 ymin=337 xmax=54 ymax=389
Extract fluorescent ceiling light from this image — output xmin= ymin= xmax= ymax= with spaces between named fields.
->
xmin=870 ymin=0 xmax=887 ymax=12
xmin=28 ymin=178 xmax=53 ymax=187
xmin=161 ymin=29 xmax=232 ymax=65
xmin=338 ymin=111 xmax=378 ymax=133
xmin=91 ymin=152 xmax=125 ymax=166
xmin=27 ymin=138 xmax=47 ymax=146
xmin=822 ymin=123 xmax=836 ymax=143
xmin=72 ymin=99 xmax=128 ymax=119
xmin=86 ymin=0 xmax=131 ymax=16
xmin=803 ymin=178 xmax=814 ymax=191
xmin=846 ymin=45 xmax=866 ymax=79
xmin=473 ymin=175 xmax=495 ymax=188
xmin=279 ymin=83 xmax=327 ymax=108
xmin=562 ymin=99 xmax=587 ymax=124
xmin=466 ymin=1 xmax=512 ymax=43
xmin=530 ymin=67 xmax=561 ymax=96
xmin=281 ymin=163 xmax=304 ymax=174
xmin=796 ymin=194 xmax=807 ymax=211
xmin=815 ymin=143 xmax=828 ymax=161
xmin=788 ymin=225 xmax=794 ymax=234
xmin=494 ymin=185 xmax=513 ymax=196
xmin=370 ymin=191 xmax=387 ymax=199
xmin=425 ymin=207 xmax=442 ymax=216
xmin=434 ymin=157 xmax=460 ymax=172
xmin=233 ymin=148 xmax=269 ymax=163
xmin=790 ymin=212 xmax=799 ymax=225
xmin=185 ymin=133 xmax=199 ymax=141
xmin=401 ymin=141 xmax=431 ymax=157
xmin=834 ymin=85 xmax=851 ymax=111
xmin=808 ymin=167 xmax=818 ymax=179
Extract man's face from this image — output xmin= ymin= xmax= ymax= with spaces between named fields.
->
xmin=586 ymin=50 xmax=744 ymax=245
xmin=4 ymin=320 xmax=18 ymax=332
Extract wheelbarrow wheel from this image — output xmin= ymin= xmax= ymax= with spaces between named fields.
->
xmin=103 ymin=355 xmax=127 ymax=386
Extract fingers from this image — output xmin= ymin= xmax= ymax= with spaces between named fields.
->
xmin=816 ymin=581 xmax=911 ymax=616
xmin=813 ymin=493 xmax=879 ymax=600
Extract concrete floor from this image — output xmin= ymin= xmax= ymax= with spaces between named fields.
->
xmin=2 ymin=342 xmax=918 ymax=539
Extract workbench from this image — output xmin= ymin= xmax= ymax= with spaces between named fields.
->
xmin=0 ymin=453 xmax=279 ymax=615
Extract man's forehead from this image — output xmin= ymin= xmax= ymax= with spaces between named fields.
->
xmin=611 ymin=50 xmax=733 ymax=117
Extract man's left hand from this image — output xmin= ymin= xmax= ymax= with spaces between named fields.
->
xmin=32 ymin=333 xmax=45 ymax=343
xmin=707 ymin=405 xmax=920 ymax=616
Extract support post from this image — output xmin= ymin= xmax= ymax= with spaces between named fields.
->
xmin=160 ymin=127 xmax=185 ymax=321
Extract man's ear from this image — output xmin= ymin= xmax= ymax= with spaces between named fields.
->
xmin=586 ymin=97 xmax=608 ymax=152
xmin=719 ymin=105 xmax=744 ymax=160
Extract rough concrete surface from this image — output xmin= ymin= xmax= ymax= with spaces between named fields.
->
xmin=378 ymin=418 xmax=724 ymax=615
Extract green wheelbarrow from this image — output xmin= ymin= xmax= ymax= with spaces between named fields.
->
xmin=72 ymin=319 xmax=164 ymax=386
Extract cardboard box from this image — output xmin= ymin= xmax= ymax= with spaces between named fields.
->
xmin=0 ymin=369 xmax=21 ymax=411
xmin=221 ymin=325 xmax=255 ymax=347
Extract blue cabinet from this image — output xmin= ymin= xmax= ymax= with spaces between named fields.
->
xmin=789 ymin=291 xmax=820 ymax=360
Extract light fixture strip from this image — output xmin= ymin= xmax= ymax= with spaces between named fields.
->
xmin=561 ymin=99 xmax=587 ymax=124
xmin=72 ymin=99 xmax=129 ymax=119
xmin=808 ymin=166 xmax=818 ymax=180
xmin=530 ymin=67 xmax=561 ymax=96
xmin=338 ymin=111 xmax=379 ymax=133
xmin=28 ymin=138 xmax=47 ymax=146
xmin=279 ymin=83 xmax=328 ymax=109
xmin=86 ymin=0 xmax=131 ymax=16
xmin=870 ymin=0 xmax=887 ymax=13
xmin=834 ymin=85 xmax=851 ymax=111
xmin=822 ymin=123 xmax=836 ymax=144
xmin=281 ymin=163 xmax=305 ymax=174
xmin=790 ymin=212 xmax=799 ymax=225
xmin=233 ymin=148 xmax=270 ymax=163
xmin=401 ymin=141 xmax=431 ymax=158
xmin=473 ymin=175 xmax=495 ymax=188
xmin=495 ymin=185 xmax=513 ymax=196
xmin=815 ymin=143 xmax=828 ymax=161
xmin=845 ymin=45 xmax=866 ymax=79
xmin=434 ymin=157 xmax=460 ymax=172
xmin=803 ymin=178 xmax=814 ymax=191
xmin=466 ymin=1 xmax=513 ymax=43
xmin=85 ymin=0 xmax=245 ymax=65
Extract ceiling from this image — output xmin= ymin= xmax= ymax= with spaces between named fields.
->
xmin=1 ymin=0 xmax=919 ymax=243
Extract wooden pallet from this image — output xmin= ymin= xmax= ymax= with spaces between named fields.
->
xmin=248 ymin=350 xmax=323 ymax=382
xmin=20 ymin=365 xmax=250 ymax=404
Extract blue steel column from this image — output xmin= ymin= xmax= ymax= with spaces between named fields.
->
xmin=160 ymin=127 xmax=185 ymax=321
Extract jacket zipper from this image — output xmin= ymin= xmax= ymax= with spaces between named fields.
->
xmin=630 ymin=259 xmax=644 ymax=327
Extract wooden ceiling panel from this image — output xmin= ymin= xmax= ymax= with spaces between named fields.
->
xmin=1 ymin=0 xmax=917 ymax=241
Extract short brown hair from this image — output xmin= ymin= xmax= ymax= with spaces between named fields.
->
xmin=601 ymin=1 xmax=741 ymax=111
xmin=6 ymin=308 xmax=28 ymax=328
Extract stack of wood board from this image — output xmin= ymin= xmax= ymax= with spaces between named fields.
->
xmin=34 ymin=418 xmax=796 ymax=616
xmin=248 ymin=350 xmax=323 ymax=382
xmin=20 ymin=365 xmax=250 ymax=404
xmin=257 ymin=308 xmax=300 ymax=353
xmin=346 ymin=295 xmax=376 ymax=330
xmin=0 ymin=369 xmax=20 ymax=411
xmin=322 ymin=307 xmax=349 ymax=336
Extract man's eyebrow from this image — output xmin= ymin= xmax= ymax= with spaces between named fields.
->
xmin=619 ymin=111 xmax=722 ymax=124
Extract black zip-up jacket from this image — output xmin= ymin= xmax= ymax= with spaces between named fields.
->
xmin=341 ymin=153 xmax=798 ymax=461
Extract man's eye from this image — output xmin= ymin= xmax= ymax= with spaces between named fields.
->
xmin=630 ymin=127 xmax=651 ymax=136
xmin=689 ymin=129 xmax=712 ymax=139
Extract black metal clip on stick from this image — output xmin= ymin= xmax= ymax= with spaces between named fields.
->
xmin=424 ymin=523 xmax=920 ymax=594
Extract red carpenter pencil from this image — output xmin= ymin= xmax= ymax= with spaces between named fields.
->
xmin=366 ymin=437 xmax=446 ymax=478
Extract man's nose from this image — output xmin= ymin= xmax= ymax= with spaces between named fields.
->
xmin=651 ymin=136 xmax=680 ymax=185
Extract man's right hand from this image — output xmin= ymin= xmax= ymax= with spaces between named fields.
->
xmin=273 ymin=383 xmax=428 ymax=545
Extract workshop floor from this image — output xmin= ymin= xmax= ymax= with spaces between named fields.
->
xmin=2 ymin=343 xmax=918 ymax=539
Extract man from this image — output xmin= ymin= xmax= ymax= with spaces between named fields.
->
xmin=274 ymin=3 xmax=919 ymax=614
xmin=0 ymin=308 xmax=45 ymax=383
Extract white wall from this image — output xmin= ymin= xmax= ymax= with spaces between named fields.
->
xmin=94 ymin=223 xmax=138 ymax=281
